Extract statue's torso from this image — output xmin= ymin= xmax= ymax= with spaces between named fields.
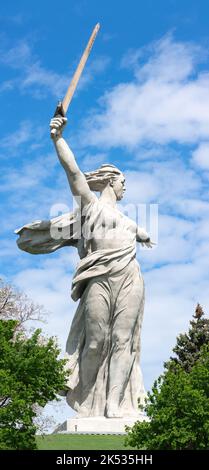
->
xmin=78 ymin=199 xmax=137 ymax=258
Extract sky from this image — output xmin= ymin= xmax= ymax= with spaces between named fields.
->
xmin=1 ymin=0 xmax=209 ymax=429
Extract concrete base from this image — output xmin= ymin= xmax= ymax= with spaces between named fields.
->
xmin=54 ymin=414 xmax=149 ymax=435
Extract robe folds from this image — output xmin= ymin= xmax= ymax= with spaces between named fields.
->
xmin=15 ymin=198 xmax=146 ymax=417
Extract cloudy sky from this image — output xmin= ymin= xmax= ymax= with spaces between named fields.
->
xmin=1 ymin=0 xmax=209 ymax=428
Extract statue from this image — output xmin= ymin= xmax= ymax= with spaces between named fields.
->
xmin=16 ymin=115 xmax=153 ymax=418
xmin=15 ymin=24 xmax=154 ymax=420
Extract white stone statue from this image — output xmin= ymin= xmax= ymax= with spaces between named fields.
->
xmin=16 ymin=116 xmax=153 ymax=419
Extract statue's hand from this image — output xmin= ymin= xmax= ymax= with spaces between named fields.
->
xmin=50 ymin=116 xmax=67 ymax=140
xmin=141 ymin=239 xmax=156 ymax=249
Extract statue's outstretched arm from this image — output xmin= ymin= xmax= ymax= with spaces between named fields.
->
xmin=50 ymin=116 xmax=95 ymax=206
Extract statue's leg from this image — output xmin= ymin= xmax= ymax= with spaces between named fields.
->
xmin=106 ymin=267 xmax=144 ymax=418
xmin=79 ymin=276 xmax=111 ymax=414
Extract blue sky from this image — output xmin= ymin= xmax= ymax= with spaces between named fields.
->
xmin=1 ymin=0 xmax=209 ymax=427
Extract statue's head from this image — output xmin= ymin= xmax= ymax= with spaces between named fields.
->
xmin=85 ymin=164 xmax=126 ymax=200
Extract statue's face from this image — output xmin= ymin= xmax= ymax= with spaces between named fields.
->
xmin=112 ymin=175 xmax=126 ymax=200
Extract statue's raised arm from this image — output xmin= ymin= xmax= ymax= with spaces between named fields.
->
xmin=50 ymin=116 xmax=95 ymax=207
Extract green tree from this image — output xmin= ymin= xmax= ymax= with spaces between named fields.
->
xmin=126 ymin=305 xmax=209 ymax=450
xmin=0 ymin=280 xmax=69 ymax=450
xmin=166 ymin=304 xmax=209 ymax=372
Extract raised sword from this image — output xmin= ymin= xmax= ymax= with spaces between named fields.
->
xmin=51 ymin=22 xmax=100 ymax=137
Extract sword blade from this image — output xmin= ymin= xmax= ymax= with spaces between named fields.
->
xmin=62 ymin=22 xmax=100 ymax=114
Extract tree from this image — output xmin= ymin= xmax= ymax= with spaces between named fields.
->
xmin=126 ymin=305 xmax=209 ymax=450
xmin=166 ymin=303 xmax=209 ymax=372
xmin=0 ymin=280 xmax=69 ymax=450
xmin=0 ymin=278 xmax=46 ymax=333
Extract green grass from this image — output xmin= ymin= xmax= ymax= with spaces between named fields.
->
xmin=36 ymin=434 xmax=134 ymax=450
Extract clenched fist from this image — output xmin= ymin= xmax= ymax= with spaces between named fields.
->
xmin=50 ymin=116 xmax=67 ymax=139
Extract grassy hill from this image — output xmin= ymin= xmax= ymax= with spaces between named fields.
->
xmin=36 ymin=434 xmax=134 ymax=450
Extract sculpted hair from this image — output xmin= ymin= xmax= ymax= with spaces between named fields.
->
xmin=84 ymin=164 xmax=123 ymax=192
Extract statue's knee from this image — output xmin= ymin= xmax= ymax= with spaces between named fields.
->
xmin=88 ymin=337 xmax=104 ymax=354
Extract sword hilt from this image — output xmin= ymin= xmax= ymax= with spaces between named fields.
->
xmin=50 ymin=101 xmax=66 ymax=138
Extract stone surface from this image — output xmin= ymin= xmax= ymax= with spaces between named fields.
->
xmin=54 ymin=415 xmax=149 ymax=435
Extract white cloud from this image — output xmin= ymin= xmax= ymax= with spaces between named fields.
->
xmin=174 ymin=198 xmax=209 ymax=218
xmin=0 ymin=239 xmax=19 ymax=259
xmin=0 ymin=151 xmax=73 ymax=237
xmin=0 ymin=42 xmax=67 ymax=98
xmin=80 ymin=35 xmax=209 ymax=149
xmin=0 ymin=119 xmax=47 ymax=161
xmin=0 ymin=121 xmax=32 ymax=152
xmin=1 ymin=42 xmax=31 ymax=68
xmin=0 ymin=80 xmax=16 ymax=93
xmin=0 ymin=40 xmax=110 ymax=99
xmin=192 ymin=142 xmax=209 ymax=170
xmin=122 ymin=34 xmax=203 ymax=83
xmin=77 ymin=56 xmax=111 ymax=91
xmin=139 ymin=214 xmax=194 ymax=266
xmin=141 ymin=291 xmax=199 ymax=383
xmin=22 ymin=62 xmax=70 ymax=99
xmin=81 ymin=152 xmax=108 ymax=171
xmin=0 ymin=151 xmax=57 ymax=192
xmin=124 ymin=159 xmax=201 ymax=211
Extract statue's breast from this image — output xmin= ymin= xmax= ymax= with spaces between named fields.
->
xmin=85 ymin=203 xmax=136 ymax=236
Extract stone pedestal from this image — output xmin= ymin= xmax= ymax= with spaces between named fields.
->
xmin=54 ymin=414 xmax=149 ymax=435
